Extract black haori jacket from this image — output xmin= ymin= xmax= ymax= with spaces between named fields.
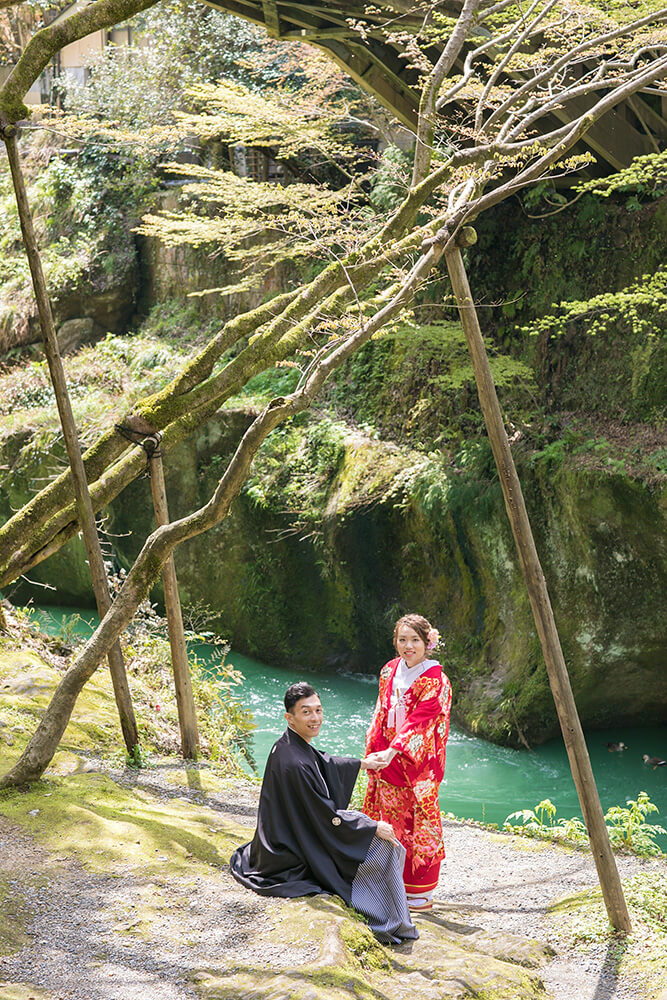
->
xmin=230 ymin=727 xmax=376 ymax=901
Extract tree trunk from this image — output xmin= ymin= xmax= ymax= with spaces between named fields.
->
xmin=2 ymin=128 xmax=139 ymax=756
xmin=445 ymin=242 xmax=632 ymax=934
xmin=0 ymin=221 xmax=446 ymax=790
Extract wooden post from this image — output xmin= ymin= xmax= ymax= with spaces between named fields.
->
xmin=146 ymin=440 xmax=200 ymax=759
xmin=445 ymin=239 xmax=632 ymax=933
xmin=2 ymin=127 xmax=139 ymax=756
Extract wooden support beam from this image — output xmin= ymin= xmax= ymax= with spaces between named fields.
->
xmin=202 ymin=0 xmax=267 ymax=28
xmin=201 ymin=0 xmax=664 ymax=170
xmin=282 ymin=27 xmax=358 ymax=41
xmin=445 ymin=241 xmax=632 ymax=935
xmin=318 ymin=39 xmax=419 ymax=126
xmin=146 ymin=439 xmax=200 ymax=760
xmin=1 ymin=126 xmax=139 ymax=757
xmin=550 ymin=96 xmax=655 ymax=171
xmin=262 ymin=0 xmax=281 ymax=38
xmin=627 ymin=94 xmax=667 ymax=147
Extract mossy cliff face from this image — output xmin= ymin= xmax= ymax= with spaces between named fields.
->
xmin=0 ymin=432 xmax=93 ymax=606
xmin=1 ymin=189 xmax=664 ymax=746
xmin=468 ymin=194 xmax=667 ymax=423
xmin=137 ymin=188 xmax=299 ymax=327
xmin=117 ymin=417 xmax=667 ymax=744
xmin=4 ymin=407 xmax=663 ymax=746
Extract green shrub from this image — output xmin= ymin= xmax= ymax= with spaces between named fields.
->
xmin=504 ymin=793 xmax=665 ymax=857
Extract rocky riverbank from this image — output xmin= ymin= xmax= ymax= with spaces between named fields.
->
xmin=0 ymin=630 xmax=665 ymax=1000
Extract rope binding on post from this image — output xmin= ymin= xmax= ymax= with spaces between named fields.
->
xmin=114 ymin=424 xmax=163 ymax=474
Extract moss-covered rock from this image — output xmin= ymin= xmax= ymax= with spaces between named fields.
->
xmin=192 ymin=896 xmax=551 ymax=1000
xmin=467 ymin=193 xmax=667 ymax=423
xmin=2 ymin=399 xmax=665 ymax=744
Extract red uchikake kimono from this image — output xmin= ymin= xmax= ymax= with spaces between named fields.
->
xmin=363 ymin=657 xmax=452 ymax=894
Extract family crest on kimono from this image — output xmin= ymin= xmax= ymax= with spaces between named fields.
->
xmin=363 ymin=613 xmax=452 ymax=911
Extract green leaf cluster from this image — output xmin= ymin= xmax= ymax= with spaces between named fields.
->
xmin=604 ymin=791 xmax=667 ymax=854
xmin=369 ymin=145 xmax=413 ymax=213
xmin=521 ymin=268 xmax=667 ymax=340
xmin=62 ymin=1 xmax=268 ymax=127
xmin=576 ymin=150 xmax=667 ymax=202
xmin=181 ymin=79 xmax=357 ymax=162
xmin=241 ymin=415 xmax=348 ymax=525
xmin=136 ymin=76 xmax=379 ymax=280
xmin=504 ymin=792 xmax=666 ymax=857
xmin=137 ymin=163 xmax=345 ymax=267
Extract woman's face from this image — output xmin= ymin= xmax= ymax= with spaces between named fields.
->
xmin=395 ymin=624 xmax=427 ymax=667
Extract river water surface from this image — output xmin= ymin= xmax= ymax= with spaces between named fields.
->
xmin=34 ymin=606 xmax=667 ymax=845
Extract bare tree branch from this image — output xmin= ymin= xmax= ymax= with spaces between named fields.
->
xmin=473 ymin=0 xmax=559 ymax=134
xmin=451 ymin=53 xmax=667 ymax=237
xmin=411 ymin=0 xmax=483 ymax=185
xmin=0 ymin=137 xmax=510 ymax=586
xmin=0 ymin=222 xmax=452 ymax=789
xmin=481 ymin=7 xmax=667 ymax=132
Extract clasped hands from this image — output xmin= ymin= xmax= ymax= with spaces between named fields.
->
xmin=360 ymin=747 xmax=397 ymax=771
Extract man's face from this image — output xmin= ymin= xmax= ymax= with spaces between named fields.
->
xmin=285 ymin=694 xmax=323 ymax=743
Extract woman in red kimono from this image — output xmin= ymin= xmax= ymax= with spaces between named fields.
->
xmin=363 ymin=613 xmax=452 ymax=911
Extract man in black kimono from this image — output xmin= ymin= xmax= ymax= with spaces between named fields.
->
xmin=230 ymin=682 xmax=417 ymax=943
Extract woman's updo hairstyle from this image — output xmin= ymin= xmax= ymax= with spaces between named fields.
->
xmin=393 ymin=613 xmax=431 ymax=649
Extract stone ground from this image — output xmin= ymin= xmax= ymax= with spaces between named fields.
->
xmin=438 ymin=821 xmax=665 ymax=1000
xmin=0 ymin=755 xmax=665 ymax=1000
xmin=1 ymin=649 xmax=665 ymax=1000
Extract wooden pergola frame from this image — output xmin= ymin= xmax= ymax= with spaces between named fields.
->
xmin=202 ymin=0 xmax=666 ymax=172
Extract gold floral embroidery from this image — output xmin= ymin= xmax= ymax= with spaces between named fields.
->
xmin=413 ymin=779 xmax=431 ymax=799
xmin=414 ymin=677 xmax=440 ymax=698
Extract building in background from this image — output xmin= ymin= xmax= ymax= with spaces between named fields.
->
xmin=0 ymin=1 xmax=133 ymax=108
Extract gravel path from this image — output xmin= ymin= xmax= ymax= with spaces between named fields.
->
xmin=1 ymin=758 xmax=664 ymax=1000
xmin=0 ymin=815 xmax=317 ymax=1000
xmin=438 ymin=820 xmax=664 ymax=1000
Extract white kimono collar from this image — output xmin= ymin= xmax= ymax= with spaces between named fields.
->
xmin=388 ymin=658 xmax=439 ymax=730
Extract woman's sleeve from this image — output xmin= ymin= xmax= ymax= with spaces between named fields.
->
xmin=365 ymin=665 xmax=391 ymax=754
xmin=364 ymin=693 xmax=383 ymax=754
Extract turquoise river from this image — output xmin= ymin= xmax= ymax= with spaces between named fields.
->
xmin=34 ymin=606 xmax=667 ymax=846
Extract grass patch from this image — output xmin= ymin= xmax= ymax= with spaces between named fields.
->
xmin=0 ymin=770 xmax=251 ymax=876
xmin=1 ymin=604 xmax=255 ymax=771
xmin=0 ymin=876 xmax=31 ymax=956
xmin=549 ymin=871 xmax=667 ymax=997
xmin=0 ymin=333 xmax=191 ymax=442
